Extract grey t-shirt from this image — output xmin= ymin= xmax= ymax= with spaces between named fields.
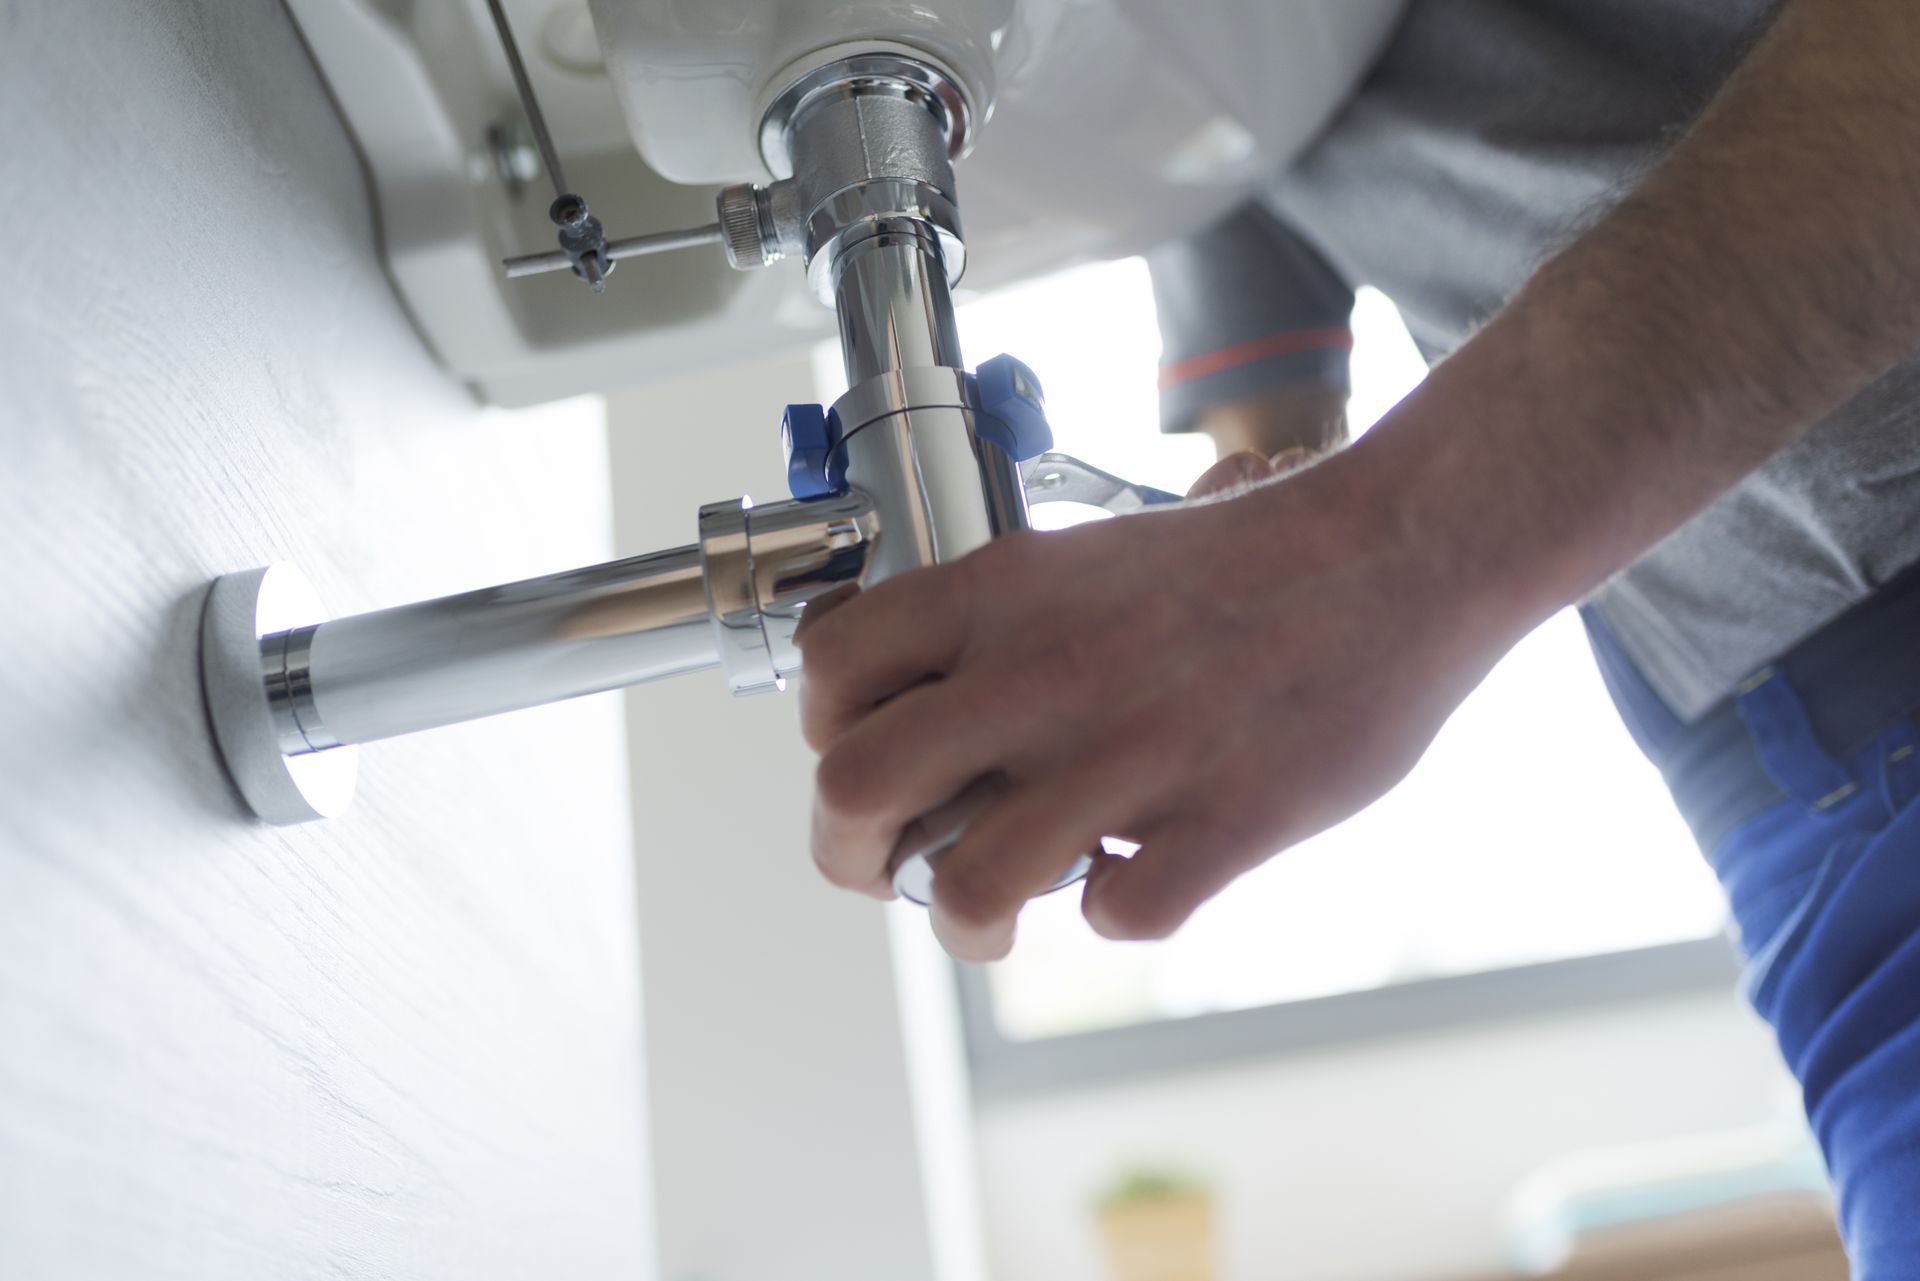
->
xmin=1149 ymin=0 xmax=1920 ymax=720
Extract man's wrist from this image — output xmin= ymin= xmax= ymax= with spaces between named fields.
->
xmin=1244 ymin=356 xmax=1581 ymax=656
xmin=1205 ymin=438 xmax=1501 ymax=692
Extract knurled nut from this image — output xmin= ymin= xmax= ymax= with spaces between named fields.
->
xmin=718 ymin=183 xmax=773 ymax=270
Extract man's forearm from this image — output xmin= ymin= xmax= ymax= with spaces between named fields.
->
xmin=1318 ymin=0 xmax=1920 ymax=635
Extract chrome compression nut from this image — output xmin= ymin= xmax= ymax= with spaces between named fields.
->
xmin=717 ymin=182 xmax=779 ymax=270
xmin=697 ymin=491 xmax=881 ymax=695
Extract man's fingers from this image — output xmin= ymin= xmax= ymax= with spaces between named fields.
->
xmin=787 ymin=581 xmax=860 ymax=645
xmin=1186 ymin=450 xmax=1275 ymax=500
xmin=796 ymin=563 xmax=974 ymax=751
xmin=808 ymin=796 xmax=899 ymax=899
xmin=810 ymin=677 xmax=1028 ymax=898
xmin=1267 ymin=445 xmax=1320 ymax=476
xmin=930 ymin=892 xmax=1023 ymax=965
xmin=1079 ymin=814 xmax=1265 ymax=942
xmin=1186 ymin=446 xmax=1328 ymax=502
xmin=926 ymin=746 xmax=1164 ymax=962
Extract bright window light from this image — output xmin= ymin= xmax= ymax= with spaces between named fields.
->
xmin=929 ymin=259 xmax=1727 ymax=1042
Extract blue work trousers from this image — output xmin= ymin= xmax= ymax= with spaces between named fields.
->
xmin=1587 ymin=604 xmax=1920 ymax=1277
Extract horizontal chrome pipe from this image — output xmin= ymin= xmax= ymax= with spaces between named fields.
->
xmin=265 ymin=544 xmax=720 ymax=753
xmin=250 ymin=488 xmax=884 ymax=757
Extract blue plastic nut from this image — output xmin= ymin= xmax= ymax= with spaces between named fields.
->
xmin=782 ymin=402 xmax=846 ymax=500
xmin=969 ymin=353 xmax=1054 ymax=462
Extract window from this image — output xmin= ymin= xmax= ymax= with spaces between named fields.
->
xmin=932 ymin=260 xmax=1732 ymax=1076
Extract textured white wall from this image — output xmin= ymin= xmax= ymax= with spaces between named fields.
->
xmin=0 ymin=2 xmax=654 ymax=1276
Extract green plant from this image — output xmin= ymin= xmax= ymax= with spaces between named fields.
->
xmin=1097 ymin=1167 xmax=1211 ymax=1212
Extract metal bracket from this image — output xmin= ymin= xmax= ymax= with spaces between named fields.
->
xmin=1022 ymin=452 xmax=1183 ymax=515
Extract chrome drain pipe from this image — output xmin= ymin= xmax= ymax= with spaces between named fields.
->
xmin=263 ymin=542 xmax=718 ymax=755
xmin=203 ymin=492 xmax=879 ymax=823
xmin=198 ymin=50 xmax=1179 ymax=872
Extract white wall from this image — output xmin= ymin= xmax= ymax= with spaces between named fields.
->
xmin=975 ymin=989 xmax=1793 ymax=1281
xmin=0 ymin=2 xmax=653 ymax=1277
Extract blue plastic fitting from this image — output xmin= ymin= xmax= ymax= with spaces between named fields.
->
xmin=782 ymin=402 xmax=846 ymax=500
xmin=969 ymin=353 xmax=1054 ymax=462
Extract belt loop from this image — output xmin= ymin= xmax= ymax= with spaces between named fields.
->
xmin=1735 ymin=667 xmax=1860 ymax=813
xmin=1876 ymin=717 xmax=1920 ymax=813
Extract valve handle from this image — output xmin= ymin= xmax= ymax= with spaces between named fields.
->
xmin=968 ymin=353 xmax=1054 ymax=462
xmin=782 ymin=402 xmax=845 ymax=500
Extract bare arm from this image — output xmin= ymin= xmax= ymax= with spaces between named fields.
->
xmin=1367 ymin=0 xmax=1920 ymax=630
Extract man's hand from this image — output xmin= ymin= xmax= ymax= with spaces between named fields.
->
xmin=796 ymin=450 xmax=1514 ymax=961
xmin=1191 ymin=385 xmax=1348 ymax=463
xmin=1185 ymin=441 xmax=1327 ymax=501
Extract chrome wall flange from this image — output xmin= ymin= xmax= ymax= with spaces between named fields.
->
xmin=200 ymin=564 xmax=359 ymax=825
